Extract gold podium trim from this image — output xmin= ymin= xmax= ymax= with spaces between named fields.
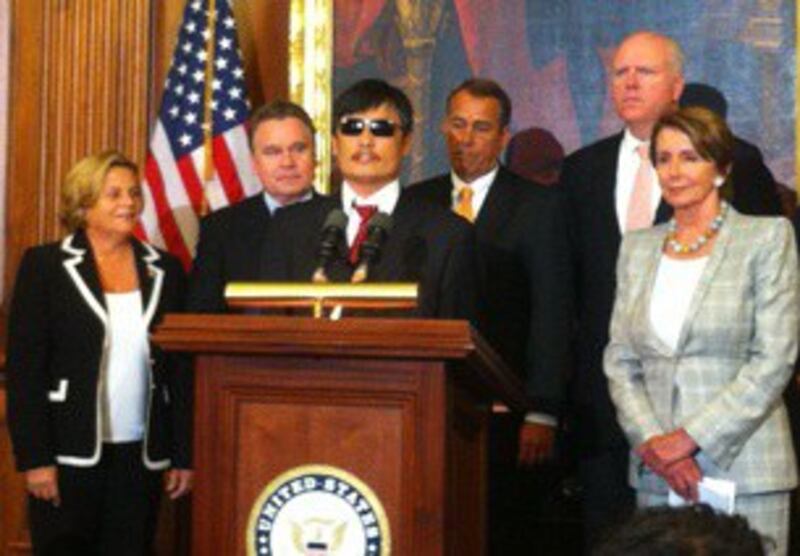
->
xmin=225 ymin=282 xmax=418 ymax=316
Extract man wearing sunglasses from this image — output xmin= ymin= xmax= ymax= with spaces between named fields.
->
xmin=271 ymin=78 xmax=476 ymax=319
xmin=407 ymin=78 xmax=574 ymax=554
xmin=188 ymin=100 xmax=317 ymax=312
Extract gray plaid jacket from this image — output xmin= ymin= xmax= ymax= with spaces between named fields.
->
xmin=604 ymin=208 xmax=798 ymax=495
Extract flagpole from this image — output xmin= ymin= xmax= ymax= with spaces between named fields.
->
xmin=201 ymin=0 xmax=218 ymax=215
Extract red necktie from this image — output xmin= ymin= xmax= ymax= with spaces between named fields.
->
xmin=349 ymin=205 xmax=378 ymax=264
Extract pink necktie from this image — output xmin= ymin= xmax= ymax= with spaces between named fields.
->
xmin=626 ymin=144 xmax=654 ymax=231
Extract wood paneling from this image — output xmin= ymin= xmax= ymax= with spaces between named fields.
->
xmin=5 ymin=0 xmax=151 ymax=293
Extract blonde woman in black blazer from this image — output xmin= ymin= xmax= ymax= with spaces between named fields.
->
xmin=6 ymin=150 xmax=193 ymax=555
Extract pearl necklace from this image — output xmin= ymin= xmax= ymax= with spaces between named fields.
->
xmin=665 ymin=202 xmax=728 ymax=254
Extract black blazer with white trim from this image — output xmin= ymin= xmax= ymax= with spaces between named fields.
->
xmin=5 ymin=230 xmax=192 ymax=471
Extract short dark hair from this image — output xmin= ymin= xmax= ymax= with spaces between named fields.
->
xmin=446 ymin=78 xmax=512 ymax=129
xmin=650 ymin=106 xmax=734 ymax=176
xmin=593 ymin=505 xmax=768 ymax=556
xmin=333 ymin=79 xmax=413 ymax=135
xmin=248 ymin=100 xmax=316 ymax=150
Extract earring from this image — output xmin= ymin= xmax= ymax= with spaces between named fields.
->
xmin=713 ymin=175 xmax=725 ymax=188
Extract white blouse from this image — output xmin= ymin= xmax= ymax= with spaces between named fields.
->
xmin=649 ymin=255 xmax=709 ymax=351
xmin=102 ymin=291 xmax=150 ymax=443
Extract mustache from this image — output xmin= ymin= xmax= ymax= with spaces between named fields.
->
xmin=350 ymin=149 xmax=380 ymax=161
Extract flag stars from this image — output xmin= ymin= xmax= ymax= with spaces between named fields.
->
xmin=174 ymin=84 xmax=185 ymax=96
xmin=223 ymin=108 xmax=236 ymax=121
xmin=224 ymin=16 xmax=235 ymax=29
xmin=192 ymin=70 xmax=205 ymax=83
xmin=232 ymin=67 xmax=244 ymax=79
xmin=219 ymin=37 xmax=232 ymax=50
xmin=179 ymin=133 xmax=193 ymax=147
xmin=201 ymin=28 xmax=212 ymax=41
xmin=212 ymin=79 xmax=222 ymax=91
xmin=211 ymin=99 xmax=219 ymax=111
xmin=187 ymin=91 xmax=201 ymax=105
xmin=185 ymin=21 xmax=197 ymax=34
xmin=184 ymin=112 xmax=198 ymax=125
xmin=168 ymin=106 xmax=180 ymax=119
xmin=196 ymin=50 xmax=208 ymax=62
xmin=182 ymin=42 xmax=192 ymax=54
xmin=228 ymin=86 xmax=242 ymax=99
xmin=177 ymin=63 xmax=188 ymax=75
xmin=215 ymin=57 xmax=228 ymax=70
xmin=190 ymin=1 xmax=202 ymax=12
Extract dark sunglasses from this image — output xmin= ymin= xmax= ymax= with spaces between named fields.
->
xmin=339 ymin=117 xmax=400 ymax=137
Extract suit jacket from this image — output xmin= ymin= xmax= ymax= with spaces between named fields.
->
xmin=407 ymin=167 xmax=573 ymax=415
xmin=562 ymin=132 xmax=781 ymax=454
xmin=5 ymin=231 xmax=191 ymax=471
xmin=188 ymin=193 xmax=285 ymax=312
xmin=270 ymin=191 xmax=477 ymax=320
xmin=604 ymin=209 xmax=798 ymax=494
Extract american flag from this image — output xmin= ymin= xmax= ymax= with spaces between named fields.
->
xmin=137 ymin=0 xmax=260 ymax=269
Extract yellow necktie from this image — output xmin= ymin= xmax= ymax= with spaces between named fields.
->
xmin=455 ymin=185 xmax=474 ymax=223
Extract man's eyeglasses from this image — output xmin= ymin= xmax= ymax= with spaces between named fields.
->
xmin=339 ymin=118 xmax=400 ymax=138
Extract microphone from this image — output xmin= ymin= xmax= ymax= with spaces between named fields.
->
xmin=352 ymin=212 xmax=392 ymax=283
xmin=312 ymin=209 xmax=348 ymax=283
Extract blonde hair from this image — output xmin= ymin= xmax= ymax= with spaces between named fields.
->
xmin=60 ymin=150 xmax=138 ymax=231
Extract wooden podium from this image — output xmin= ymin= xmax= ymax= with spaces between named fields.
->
xmin=153 ymin=315 xmax=528 ymax=555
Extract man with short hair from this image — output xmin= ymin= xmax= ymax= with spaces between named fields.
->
xmin=273 ymin=79 xmax=475 ymax=319
xmin=187 ymin=100 xmax=316 ymax=312
xmin=560 ymin=30 xmax=684 ymax=544
xmin=408 ymin=78 xmax=573 ymax=553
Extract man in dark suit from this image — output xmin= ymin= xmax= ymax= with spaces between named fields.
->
xmin=561 ymin=30 xmax=684 ymax=546
xmin=187 ymin=100 xmax=316 ymax=312
xmin=273 ymin=79 xmax=475 ymax=319
xmin=408 ymin=79 xmax=573 ymax=554
xmin=562 ymin=31 xmax=783 ymax=549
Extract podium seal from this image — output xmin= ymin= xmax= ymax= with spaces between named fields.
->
xmin=247 ymin=464 xmax=391 ymax=555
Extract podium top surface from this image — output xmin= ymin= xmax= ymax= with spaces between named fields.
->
xmin=153 ymin=314 xmax=530 ymax=412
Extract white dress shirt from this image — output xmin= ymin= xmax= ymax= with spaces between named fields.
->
xmin=649 ymin=255 xmax=708 ymax=351
xmin=450 ymin=165 xmax=498 ymax=217
xmin=341 ymin=180 xmax=401 ymax=246
xmin=103 ymin=291 xmax=149 ymax=443
xmin=616 ymin=129 xmax=661 ymax=232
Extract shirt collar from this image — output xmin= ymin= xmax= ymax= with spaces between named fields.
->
xmin=262 ymin=189 xmax=313 ymax=215
xmin=451 ymin=165 xmax=498 ymax=196
xmin=621 ymin=128 xmax=649 ymax=155
xmin=341 ymin=179 xmax=401 ymax=217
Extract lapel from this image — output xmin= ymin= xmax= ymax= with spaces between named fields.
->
xmin=426 ymin=176 xmax=453 ymax=208
xmin=369 ymin=192 xmax=420 ymax=282
xmin=132 ymin=239 xmax=166 ymax=329
xmin=671 ymin=210 xmax=735 ymax=352
xmin=629 ymin=228 xmax=674 ymax=357
xmin=475 ymin=166 xmax=518 ymax=242
xmin=61 ymin=231 xmax=165 ymax=329
xmin=633 ymin=209 xmax=736 ymax=356
xmin=598 ymin=134 xmax=625 ymax=248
